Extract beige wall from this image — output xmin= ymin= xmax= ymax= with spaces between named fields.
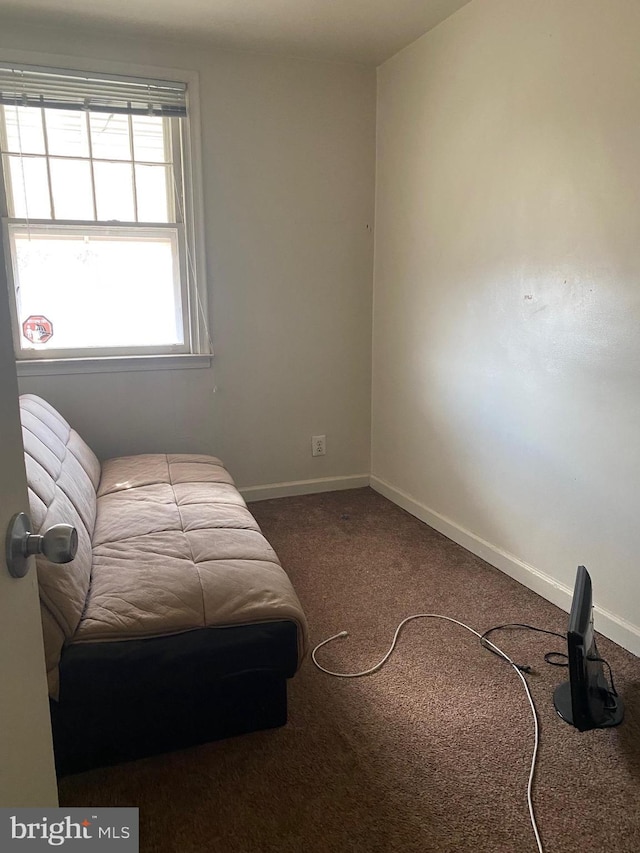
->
xmin=372 ymin=0 xmax=640 ymax=652
xmin=0 ymin=19 xmax=375 ymax=489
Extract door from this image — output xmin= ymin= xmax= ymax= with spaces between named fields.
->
xmin=0 ymin=243 xmax=58 ymax=805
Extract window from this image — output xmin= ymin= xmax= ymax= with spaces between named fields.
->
xmin=0 ymin=63 xmax=208 ymax=363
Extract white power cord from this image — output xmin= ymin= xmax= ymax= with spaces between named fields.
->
xmin=312 ymin=614 xmax=544 ymax=853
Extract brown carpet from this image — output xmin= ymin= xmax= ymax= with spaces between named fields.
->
xmin=59 ymin=487 xmax=640 ymax=852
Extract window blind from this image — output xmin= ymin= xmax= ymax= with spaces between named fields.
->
xmin=0 ymin=63 xmax=187 ymax=117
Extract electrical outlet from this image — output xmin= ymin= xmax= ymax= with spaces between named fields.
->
xmin=312 ymin=435 xmax=326 ymax=457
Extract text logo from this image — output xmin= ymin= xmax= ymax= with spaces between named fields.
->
xmin=1 ymin=809 xmax=138 ymax=850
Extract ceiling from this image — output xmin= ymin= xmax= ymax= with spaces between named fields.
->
xmin=0 ymin=0 xmax=472 ymax=65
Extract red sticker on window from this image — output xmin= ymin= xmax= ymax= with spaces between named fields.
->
xmin=22 ymin=315 xmax=54 ymax=344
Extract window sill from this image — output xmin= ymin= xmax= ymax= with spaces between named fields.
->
xmin=16 ymin=353 xmax=213 ymax=377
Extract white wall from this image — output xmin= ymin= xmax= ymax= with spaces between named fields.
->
xmin=0 ymin=18 xmax=375 ymax=490
xmin=372 ymin=0 xmax=640 ymax=653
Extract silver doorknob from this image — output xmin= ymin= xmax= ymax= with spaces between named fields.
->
xmin=5 ymin=512 xmax=78 ymax=578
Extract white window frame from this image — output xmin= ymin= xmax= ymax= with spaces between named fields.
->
xmin=0 ymin=50 xmax=210 ymax=375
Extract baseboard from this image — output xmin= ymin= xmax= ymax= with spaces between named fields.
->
xmin=370 ymin=475 xmax=640 ymax=657
xmin=241 ymin=474 xmax=370 ymax=503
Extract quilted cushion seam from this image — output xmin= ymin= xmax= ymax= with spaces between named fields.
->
xmin=168 ymin=455 xmax=207 ymax=627
xmin=67 ymin=430 xmax=100 ymax=490
xmin=91 ymin=524 xmax=261 ymax=547
xmin=22 ymin=421 xmax=97 ymax=534
xmin=22 ymin=425 xmax=61 ymax=515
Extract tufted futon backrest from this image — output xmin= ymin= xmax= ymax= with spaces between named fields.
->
xmin=19 ymin=394 xmax=101 ymax=697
